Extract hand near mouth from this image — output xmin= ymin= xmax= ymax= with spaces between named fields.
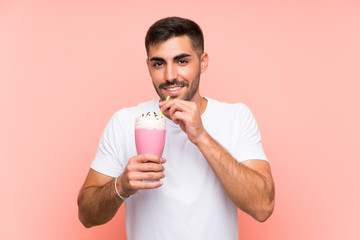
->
xmin=159 ymin=99 xmax=208 ymax=145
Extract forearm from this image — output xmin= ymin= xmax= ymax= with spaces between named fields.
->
xmin=78 ymin=178 xmax=122 ymax=228
xmin=195 ymin=132 xmax=274 ymax=222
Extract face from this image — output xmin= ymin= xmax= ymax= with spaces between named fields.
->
xmin=147 ymin=36 xmax=208 ymax=101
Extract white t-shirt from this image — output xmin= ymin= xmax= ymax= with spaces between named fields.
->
xmin=91 ymin=97 xmax=268 ymax=240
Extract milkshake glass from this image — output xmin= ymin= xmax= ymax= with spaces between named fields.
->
xmin=135 ymin=112 xmax=166 ymax=157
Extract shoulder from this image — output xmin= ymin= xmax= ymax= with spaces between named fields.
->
xmin=206 ymin=97 xmax=252 ymax=116
xmin=205 ymin=97 xmax=258 ymax=131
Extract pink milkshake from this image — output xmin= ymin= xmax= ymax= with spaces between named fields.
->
xmin=135 ymin=112 xmax=166 ymax=157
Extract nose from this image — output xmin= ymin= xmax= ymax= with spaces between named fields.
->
xmin=165 ymin=63 xmax=178 ymax=82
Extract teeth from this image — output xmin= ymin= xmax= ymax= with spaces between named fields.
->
xmin=167 ymin=87 xmax=181 ymax=91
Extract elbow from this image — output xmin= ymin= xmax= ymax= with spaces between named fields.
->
xmin=78 ymin=198 xmax=96 ymax=228
xmin=254 ymin=208 xmax=274 ymax=223
xmin=254 ymin=178 xmax=275 ymax=222
xmin=82 ymin=222 xmax=94 ymax=229
xmin=78 ymin=209 xmax=95 ymax=228
xmin=81 ymin=221 xmax=93 ymax=229
xmin=77 ymin=192 xmax=95 ymax=228
xmin=253 ymin=199 xmax=275 ymax=223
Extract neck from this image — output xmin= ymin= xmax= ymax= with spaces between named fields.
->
xmin=199 ymin=96 xmax=208 ymax=115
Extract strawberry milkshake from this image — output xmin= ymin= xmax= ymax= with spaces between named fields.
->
xmin=135 ymin=112 xmax=166 ymax=157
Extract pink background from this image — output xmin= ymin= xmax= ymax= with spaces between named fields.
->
xmin=1 ymin=0 xmax=359 ymax=239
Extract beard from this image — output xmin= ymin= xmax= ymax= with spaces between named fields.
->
xmin=153 ymin=74 xmax=200 ymax=101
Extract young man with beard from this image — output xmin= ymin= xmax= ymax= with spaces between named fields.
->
xmin=78 ymin=16 xmax=275 ymax=239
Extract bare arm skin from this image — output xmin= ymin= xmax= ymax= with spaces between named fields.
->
xmin=159 ymin=99 xmax=275 ymax=222
xmin=78 ymin=154 xmax=166 ymax=228
xmin=195 ymin=133 xmax=275 ymax=222
xmin=77 ymin=169 xmax=122 ymax=228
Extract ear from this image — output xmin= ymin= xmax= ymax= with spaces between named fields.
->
xmin=146 ymin=58 xmax=151 ymax=75
xmin=200 ymin=52 xmax=209 ymax=73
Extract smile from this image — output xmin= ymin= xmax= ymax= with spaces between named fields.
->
xmin=163 ymin=85 xmax=184 ymax=96
xmin=165 ymin=86 xmax=182 ymax=91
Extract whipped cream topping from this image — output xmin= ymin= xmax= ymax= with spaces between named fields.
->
xmin=135 ymin=112 xmax=166 ymax=130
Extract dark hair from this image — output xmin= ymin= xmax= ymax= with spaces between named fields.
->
xmin=145 ymin=17 xmax=204 ymax=56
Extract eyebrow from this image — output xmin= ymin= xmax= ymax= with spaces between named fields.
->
xmin=174 ymin=53 xmax=191 ymax=60
xmin=149 ymin=53 xmax=191 ymax=62
xmin=149 ymin=57 xmax=165 ymax=62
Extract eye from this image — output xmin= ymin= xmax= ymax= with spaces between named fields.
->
xmin=153 ymin=62 xmax=163 ymax=67
xmin=178 ymin=59 xmax=188 ymax=65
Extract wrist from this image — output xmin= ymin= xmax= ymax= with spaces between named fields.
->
xmin=193 ymin=130 xmax=211 ymax=147
xmin=114 ymin=176 xmax=129 ymax=201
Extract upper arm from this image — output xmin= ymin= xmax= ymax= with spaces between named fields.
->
xmin=81 ymin=168 xmax=115 ymax=188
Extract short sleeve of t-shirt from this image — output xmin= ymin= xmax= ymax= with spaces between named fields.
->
xmin=232 ymin=103 xmax=268 ymax=162
xmin=91 ymin=110 xmax=127 ymax=177
xmin=202 ymin=98 xmax=267 ymax=163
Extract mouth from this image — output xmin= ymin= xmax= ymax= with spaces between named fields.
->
xmin=165 ymin=86 xmax=182 ymax=91
xmin=163 ymin=85 xmax=184 ymax=96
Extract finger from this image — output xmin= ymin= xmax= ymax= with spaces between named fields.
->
xmin=159 ymin=97 xmax=179 ymax=106
xmin=160 ymin=99 xmax=189 ymax=114
xmin=159 ymin=99 xmax=174 ymax=113
xmin=128 ymin=171 xmax=165 ymax=181
xmin=171 ymin=110 xmax=186 ymax=125
xmin=137 ymin=162 xmax=165 ymax=172
xmin=168 ymin=101 xmax=191 ymax=119
xmin=134 ymin=153 xmax=162 ymax=163
xmin=142 ymin=172 xmax=165 ymax=180
xmin=126 ymin=157 xmax=165 ymax=174
xmin=171 ymin=112 xmax=189 ymax=134
xmin=130 ymin=180 xmax=163 ymax=189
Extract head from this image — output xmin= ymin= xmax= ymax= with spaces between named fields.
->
xmin=145 ymin=16 xmax=204 ymax=58
xmin=145 ymin=17 xmax=208 ymax=101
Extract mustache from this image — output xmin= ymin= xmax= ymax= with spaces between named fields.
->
xmin=159 ymin=80 xmax=189 ymax=89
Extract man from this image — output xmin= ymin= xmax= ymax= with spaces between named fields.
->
xmin=78 ymin=17 xmax=275 ymax=239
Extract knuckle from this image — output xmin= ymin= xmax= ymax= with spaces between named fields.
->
xmin=128 ymin=172 xmax=137 ymax=180
xmin=143 ymin=153 xmax=155 ymax=159
xmin=126 ymin=164 xmax=135 ymax=172
xmin=172 ymin=112 xmax=179 ymax=119
xmin=128 ymin=180 xmax=137 ymax=189
xmin=127 ymin=159 xmax=136 ymax=167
